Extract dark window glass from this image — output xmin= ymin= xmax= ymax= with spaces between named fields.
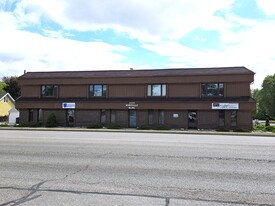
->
xmin=219 ymin=110 xmax=225 ymax=127
xmin=148 ymin=84 xmax=166 ymax=97
xmin=41 ymin=85 xmax=58 ymax=97
xmin=89 ymin=85 xmax=107 ymax=97
xmin=201 ymin=83 xmax=224 ymax=97
xmin=4 ymin=96 xmax=8 ymax=102
xmin=100 ymin=109 xmax=106 ymax=124
xmin=158 ymin=110 xmax=164 ymax=125
xmin=28 ymin=109 xmax=34 ymax=122
xmin=231 ymin=110 xmax=237 ymax=127
xmin=148 ymin=110 xmax=154 ymax=125
xmin=111 ymin=110 xmax=116 ymax=124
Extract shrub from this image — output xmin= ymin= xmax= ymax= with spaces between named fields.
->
xmin=46 ymin=113 xmax=57 ymax=127
xmin=154 ymin=125 xmax=170 ymax=130
xmin=216 ymin=127 xmax=230 ymax=132
xmin=87 ymin=123 xmax=103 ymax=129
xmin=254 ymin=124 xmax=265 ymax=131
xmin=107 ymin=123 xmax=121 ymax=129
xmin=15 ymin=123 xmax=42 ymax=128
xmin=234 ymin=128 xmax=251 ymax=133
xmin=138 ymin=124 xmax=152 ymax=130
xmin=265 ymin=126 xmax=275 ymax=132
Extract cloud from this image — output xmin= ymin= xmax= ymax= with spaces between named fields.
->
xmin=0 ymin=11 xmax=133 ymax=78
xmin=256 ymin=0 xmax=275 ymax=16
xmin=12 ymin=0 xmax=235 ymax=41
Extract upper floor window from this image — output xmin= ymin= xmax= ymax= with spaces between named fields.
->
xmin=201 ymin=83 xmax=224 ymax=97
xmin=89 ymin=85 xmax=107 ymax=97
xmin=41 ymin=85 xmax=58 ymax=97
xmin=4 ymin=96 xmax=8 ymax=102
xmin=148 ymin=84 xmax=166 ymax=97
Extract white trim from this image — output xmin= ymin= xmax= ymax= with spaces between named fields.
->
xmin=0 ymin=93 xmax=15 ymax=103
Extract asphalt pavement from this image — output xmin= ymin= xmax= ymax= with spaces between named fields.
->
xmin=0 ymin=130 xmax=275 ymax=205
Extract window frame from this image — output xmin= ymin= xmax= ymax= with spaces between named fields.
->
xmin=89 ymin=84 xmax=107 ymax=97
xmin=41 ymin=85 xmax=58 ymax=97
xmin=147 ymin=84 xmax=166 ymax=97
xmin=201 ymin=83 xmax=224 ymax=97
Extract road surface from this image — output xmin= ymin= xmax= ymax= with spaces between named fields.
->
xmin=0 ymin=130 xmax=275 ymax=205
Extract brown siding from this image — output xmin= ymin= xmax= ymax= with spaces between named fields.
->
xmin=238 ymin=111 xmax=253 ymax=130
xmin=169 ymin=84 xmax=200 ymax=97
xmin=21 ymin=86 xmax=40 ymax=97
xmin=75 ymin=110 xmax=100 ymax=126
xmin=43 ymin=110 xmax=66 ymax=127
xmin=115 ymin=110 xmax=128 ymax=128
xmin=137 ymin=110 xmax=148 ymax=127
xmin=226 ymin=83 xmax=250 ymax=97
xmin=109 ymin=85 xmax=145 ymax=98
xmin=165 ymin=111 xmax=187 ymax=128
xmin=59 ymin=85 xmax=88 ymax=98
xmin=199 ymin=111 xmax=218 ymax=129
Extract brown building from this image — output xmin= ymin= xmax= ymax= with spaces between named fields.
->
xmin=16 ymin=67 xmax=256 ymax=130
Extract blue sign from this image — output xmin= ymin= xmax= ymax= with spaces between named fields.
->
xmin=62 ymin=102 xmax=75 ymax=109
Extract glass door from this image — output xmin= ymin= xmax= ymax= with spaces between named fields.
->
xmin=66 ymin=109 xmax=75 ymax=127
xmin=188 ymin=111 xmax=197 ymax=129
xmin=129 ymin=110 xmax=137 ymax=128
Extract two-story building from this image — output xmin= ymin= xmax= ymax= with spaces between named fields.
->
xmin=16 ymin=67 xmax=256 ymax=130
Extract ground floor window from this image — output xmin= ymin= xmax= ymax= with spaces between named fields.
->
xmin=219 ymin=110 xmax=225 ymax=127
xmin=148 ymin=110 xmax=154 ymax=125
xmin=110 ymin=110 xmax=116 ymax=124
xmin=158 ymin=110 xmax=164 ymax=125
xmin=231 ymin=110 xmax=237 ymax=127
xmin=28 ymin=109 xmax=34 ymax=122
xmin=100 ymin=109 xmax=106 ymax=125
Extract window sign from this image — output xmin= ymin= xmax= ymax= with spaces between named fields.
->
xmin=62 ymin=102 xmax=76 ymax=109
xmin=212 ymin=103 xmax=239 ymax=110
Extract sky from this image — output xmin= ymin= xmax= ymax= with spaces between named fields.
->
xmin=0 ymin=0 xmax=275 ymax=89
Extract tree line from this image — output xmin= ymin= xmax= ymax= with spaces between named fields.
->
xmin=0 ymin=76 xmax=21 ymax=100
xmin=252 ymin=74 xmax=275 ymax=120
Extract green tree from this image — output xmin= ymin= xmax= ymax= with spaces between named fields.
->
xmin=2 ymin=76 xmax=20 ymax=100
xmin=261 ymin=74 xmax=275 ymax=118
xmin=251 ymin=88 xmax=266 ymax=119
xmin=0 ymin=82 xmax=6 ymax=93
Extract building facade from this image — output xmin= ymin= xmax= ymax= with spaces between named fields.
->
xmin=16 ymin=67 xmax=256 ymax=130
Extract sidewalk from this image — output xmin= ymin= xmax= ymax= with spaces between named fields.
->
xmin=1 ymin=126 xmax=275 ymax=137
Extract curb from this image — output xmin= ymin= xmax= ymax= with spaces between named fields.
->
xmin=1 ymin=127 xmax=275 ymax=137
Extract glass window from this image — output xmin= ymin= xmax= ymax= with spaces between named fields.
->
xmin=4 ymin=96 xmax=8 ymax=102
xmin=148 ymin=84 xmax=166 ymax=97
xmin=28 ymin=109 xmax=34 ymax=122
xmin=111 ymin=110 xmax=116 ymax=124
xmin=90 ymin=85 xmax=107 ymax=97
xmin=148 ymin=110 xmax=154 ymax=125
xmin=219 ymin=110 xmax=225 ymax=127
xmin=231 ymin=110 xmax=237 ymax=127
xmin=100 ymin=109 xmax=106 ymax=124
xmin=41 ymin=85 xmax=58 ymax=97
xmin=201 ymin=83 xmax=224 ymax=97
xmin=159 ymin=110 xmax=164 ymax=125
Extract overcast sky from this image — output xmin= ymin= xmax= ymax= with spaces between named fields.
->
xmin=1 ymin=0 xmax=275 ymax=89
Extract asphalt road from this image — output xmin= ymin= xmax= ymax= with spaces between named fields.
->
xmin=0 ymin=130 xmax=275 ymax=206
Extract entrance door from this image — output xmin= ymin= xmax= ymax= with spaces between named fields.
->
xmin=129 ymin=110 xmax=137 ymax=128
xmin=188 ymin=111 xmax=197 ymax=129
xmin=66 ymin=109 xmax=75 ymax=127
